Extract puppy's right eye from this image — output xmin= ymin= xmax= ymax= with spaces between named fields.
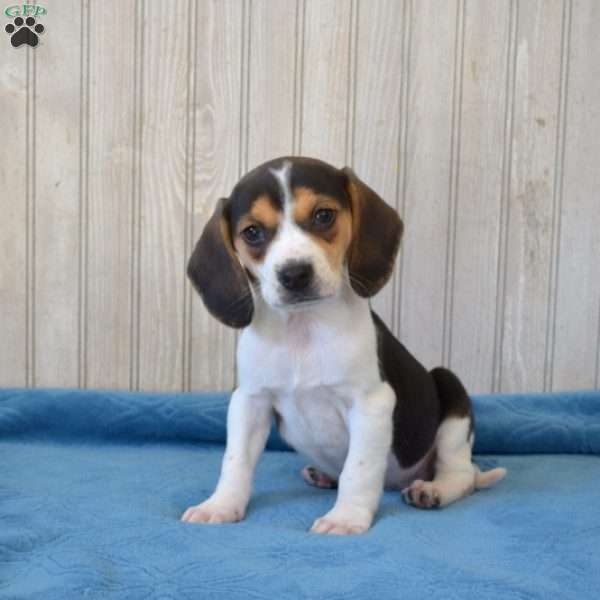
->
xmin=241 ymin=224 xmax=265 ymax=246
xmin=313 ymin=208 xmax=336 ymax=229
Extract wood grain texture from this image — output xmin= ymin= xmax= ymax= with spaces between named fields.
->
xmin=0 ymin=0 xmax=599 ymax=394
xmin=137 ymin=1 xmax=189 ymax=390
xmin=300 ymin=0 xmax=352 ymax=164
xmin=247 ymin=0 xmax=297 ymax=168
xmin=85 ymin=0 xmax=135 ymax=389
xmin=500 ymin=0 xmax=563 ymax=393
xmin=0 ymin=30 xmax=28 ymax=386
xmin=397 ymin=0 xmax=458 ymax=369
xmin=552 ymin=0 xmax=600 ymax=391
xmin=449 ymin=1 xmax=511 ymax=393
xmin=352 ymin=0 xmax=404 ymax=327
xmin=188 ymin=0 xmax=243 ymax=391
xmin=33 ymin=1 xmax=82 ymax=387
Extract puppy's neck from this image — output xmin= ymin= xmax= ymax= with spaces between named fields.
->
xmin=249 ymin=283 xmax=369 ymax=337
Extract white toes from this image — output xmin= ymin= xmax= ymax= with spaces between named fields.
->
xmin=180 ymin=501 xmax=243 ymax=524
xmin=310 ymin=516 xmax=368 ymax=535
xmin=310 ymin=506 xmax=372 ymax=535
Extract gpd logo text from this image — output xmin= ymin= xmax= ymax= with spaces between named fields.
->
xmin=4 ymin=4 xmax=46 ymax=17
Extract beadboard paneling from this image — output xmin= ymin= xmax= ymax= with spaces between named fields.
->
xmin=0 ymin=0 xmax=597 ymax=394
xmin=33 ymin=0 xmax=82 ymax=387
xmin=553 ymin=0 xmax=600 ymax=390
xmin=85 ymin=0 xmax=136 ymax=389
xmin=0 ymin=24 xmax=28 ymax=387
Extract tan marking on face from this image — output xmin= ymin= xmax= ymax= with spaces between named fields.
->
xmin=292 ymin=187 xmax=344 ymax=227
xmin=235 ymin=196 xmax=280 ymax=237
xmin=291 ymin=187 xmax=353 ymax=272
xmin=250 ymin=195 xmax=280 ymax=230
xmin=293 ymin=187 xmax=320 ymax=223
xmin=233 ymin=195 xmax=281 ymax=268
xmin=234 ymin=239 xmax=262 ymax=276
xmin=310 ymin=208 xmax=353 ymax=272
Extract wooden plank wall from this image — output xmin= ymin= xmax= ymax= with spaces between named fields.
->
xmin=0 ymin=0 xmax=598 ymax=394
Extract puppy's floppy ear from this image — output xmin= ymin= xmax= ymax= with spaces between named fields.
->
xmin=187 ymin=198 xmax=253 ymax=328
xmin=343 ymin=167 xmax=404 ymax=297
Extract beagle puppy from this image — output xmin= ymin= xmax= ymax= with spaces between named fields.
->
xmin=182 ymin=157 xmax=505 ymax=535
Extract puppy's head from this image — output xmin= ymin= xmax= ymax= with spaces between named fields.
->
xmin=188 ymin=157 xmax=403 ymax=327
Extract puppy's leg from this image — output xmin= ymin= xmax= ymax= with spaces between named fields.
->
xmin=311 ymin=382 xmax=395 ymax=535
xmin=181 ymin=388 xmax=272 ymax=524
xmin=402 ymin=416 xmax=506 ymax=509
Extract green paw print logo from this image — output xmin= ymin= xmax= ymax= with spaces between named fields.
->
xmin=4 ymin=4 xmax=46 ymax=48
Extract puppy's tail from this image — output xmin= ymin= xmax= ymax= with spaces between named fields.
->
xmin=474 ymin=465 xmax=507 ymax=489
xmin=431 ymin=367 xmax=507 ymax=489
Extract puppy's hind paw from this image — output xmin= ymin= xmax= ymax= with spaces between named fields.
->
xmin=402 ymin=480 xmax=441 ymax=509
xmin=302 ymin=465 xmax=338 ymax=489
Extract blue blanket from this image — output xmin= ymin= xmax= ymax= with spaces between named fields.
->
xmin=1 ymin=388 xmax=599 ymax=599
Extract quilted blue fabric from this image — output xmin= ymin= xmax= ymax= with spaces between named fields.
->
xmin=1 ymin=388 xmax=600 ymax=599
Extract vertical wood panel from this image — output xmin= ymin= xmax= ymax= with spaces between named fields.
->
xmin=26 ymin=49 xmax=35 ymax=386
xmin=137 ymin=1 xmax=189 ymax=390
xmin=553 ymin=0 xmax=600 ymax=391
xmin=293 ymin=0 xmax=306 ymax=155
xmin=130 ymin=0 xmax=143 ymax=389
xmin=492 ymin=1 xmax=518 ymax=393
xmin=443 ymin=0 xmax=465 ymax=370
xmin=500 ymin=0 xmax=563 ymax=393
xmin=189 ymin=0 xmax=243 ymax=391
xmin=78 ymin=1 xmax=89 ymax=388
xmin=398 ymin=0 xmax=458 ymax=369
xmin=450 ymin=1 xmax=511 ymax=393
xmin=353 ymin=0 xmax=404 ymax=326
xmin=33 ymin=1 xmax=82 ymax=386
xmin=85 ymin=0 xmax=135 ymax=389
xmin=182 ymin=0 xmax=197 ymax=391
xmin=247 ymin=0 xmax=297 ymax=168
xmin=300 ymin=0 xmax=351 ymax=164
xmin=0 ymin=30 xmax=28 ymax=386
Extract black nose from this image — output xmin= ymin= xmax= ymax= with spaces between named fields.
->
xmin=277 ymin=261 xmax=314 ymax=292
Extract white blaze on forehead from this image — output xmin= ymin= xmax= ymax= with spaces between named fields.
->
xmin=269 ymin=161 xmax=293 ymax=220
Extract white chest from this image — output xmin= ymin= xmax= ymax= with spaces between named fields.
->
xmin=274 ymin=385 xmax=353 ymax=477
xmin=236 ymin=296 xmax=383 ymax=478
xmin=237 ymin=295 xmax=380 ymax=389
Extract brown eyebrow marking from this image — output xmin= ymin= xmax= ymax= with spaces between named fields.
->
xmin=236 ymin=194 xmax=281 ymax=234
xmin=233 ymin=195 xmax=281 ymax=266
xmin=292 ymin=187 xmax=342 ymax=226
xmin=293 ymin=187 xmax=318 ymax=223
xmin=292 ymin=185 xmax=353 ymax=271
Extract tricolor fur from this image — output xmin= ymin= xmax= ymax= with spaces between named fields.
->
xmin=182 ymin=157 xmax=505 ymax=535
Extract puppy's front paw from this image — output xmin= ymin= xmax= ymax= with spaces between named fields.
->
xmin=181 ymin=499 xmax=244 ymax=524
xmin=310 ymin=505 xmax=373 ymax=536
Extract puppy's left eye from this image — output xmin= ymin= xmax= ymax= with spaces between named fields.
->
xmin=313 ymin=208 xmax=336 ymax=229
xmin=241 ymin=224 xmax=266 ymax=246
